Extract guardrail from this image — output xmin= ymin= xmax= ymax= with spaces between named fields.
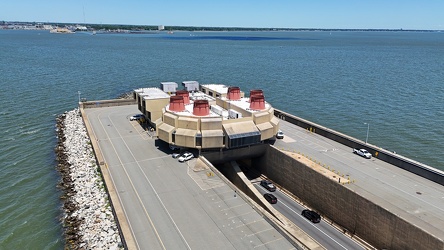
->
xmin=79 ymin=99 xmax=136 ymax=109
xmin=274 ymin=109 xmax=444 ymax=185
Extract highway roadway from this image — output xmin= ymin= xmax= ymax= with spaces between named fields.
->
xmin=253 ymin=182 xmax=365 ymax=250
xmin=274 ymin=120 xmax=444 ymax=241
xmin=84 ymin=105 xmax=296 ymax=250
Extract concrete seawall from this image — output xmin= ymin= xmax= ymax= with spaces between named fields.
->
xmin=80 ymin=99 xmax=136 ymax=109
xmin=274 ymin=109 xmax=444 ymax=185
xmin=254 ymin=146 xmax=443 ymax=250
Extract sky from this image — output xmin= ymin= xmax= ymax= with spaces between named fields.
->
xmin=1 ymin=0 xmax=443 ymax=30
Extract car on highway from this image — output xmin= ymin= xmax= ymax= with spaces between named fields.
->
xmin=260 ymin=180 xmax=276 ymax=192
xmin=353 ymin=148 xmax=372 ymax=159
xmin=264 ymin=193 xmax=277 ymax=204
xmin=301 ymin=209 xmax=321 ymax=223
xmin=276 ymin=130 xmax=284 ymax=139
xmin=178 ymin=152 xmax=193 ymax=162
xmin=130 ymin=114 xmax=145 ymax=121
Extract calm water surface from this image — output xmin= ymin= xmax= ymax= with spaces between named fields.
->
xmin=0 ymin=30 xmax=443 ymax=248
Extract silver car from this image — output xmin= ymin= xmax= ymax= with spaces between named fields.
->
xmin=178 ymin=152 xmax=193 ymax=162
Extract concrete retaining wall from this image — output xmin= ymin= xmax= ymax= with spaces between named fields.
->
xmin=80 ymin=99 xmax=136 ymax=109
xmin=201 ymin=143 xmax=268 ymax=165
xmin=274 ymin=109 xmax=444 ymax=185
xmin=254 ymin=146 xmax=444 ymax=250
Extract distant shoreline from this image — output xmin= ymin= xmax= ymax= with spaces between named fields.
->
xmin=1 ymin=21 xmax=442 ymax=33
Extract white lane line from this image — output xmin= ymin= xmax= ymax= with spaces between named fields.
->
xmin=93 ymin=112 xmax=145 ymax=250
xmin=255 ymin=183 xmax=354 ymax=250
xmin=253 ymin=236 xmax=285 ymax=248
xmin=235 ymin=219 xmax=265 ymax=228
xmin=108 ymin=113 xmax=191 ymax=250
xmin=279 ymin=199 xmax=350 ymax=250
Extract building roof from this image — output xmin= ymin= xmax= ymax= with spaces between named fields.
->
xmin=201 ymin=84 xmax=229 ymax=95
xmin=135 ymin=88 xmax=170 ymax=100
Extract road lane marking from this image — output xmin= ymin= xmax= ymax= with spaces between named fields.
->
xmin=98 ymin=112 xmax=166 ymax=250
xmin=108 ymin=113 xmax=191 ymax=250
xmin=87 ymin=111 xmax=141 ymax=250
xmin=279 ymin=200 xmax=351 ymax=250
xmin=255 ymin=183 xmax=358 ymax=250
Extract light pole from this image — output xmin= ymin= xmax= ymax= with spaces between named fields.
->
xmin=78 ymin=91 xmax=81 ymax=103
xmin=364 ymin=122 xmax=369 ymax=144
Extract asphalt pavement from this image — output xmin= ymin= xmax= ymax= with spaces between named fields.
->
xmin=84 ymin=105 xmax=296 ymax=250
xmin=274 ymin=120 xmax=444 ymax=240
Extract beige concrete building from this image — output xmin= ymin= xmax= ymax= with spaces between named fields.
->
xmin=134 ymin=82 xmax=280 ymax=150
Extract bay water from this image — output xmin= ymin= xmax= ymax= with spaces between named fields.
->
xmin=0 ymin=29 xmax=443 ymax=248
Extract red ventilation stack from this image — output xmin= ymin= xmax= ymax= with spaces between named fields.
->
xmin=169 ymin=96 xmax=185 ymax=112
xmin=227 ymin=86 xmax=241 ymax=100
xmin=249 ymin=94 xmax=265 ymax=110
xmin=193 ymin=100 xmax=210 ymax=116
xmin=176 ymin=90 xmax=190 ymax=104
xmin=249 ymin=89 xmax=263 ymax=102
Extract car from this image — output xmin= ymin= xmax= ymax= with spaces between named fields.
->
xmin=301 ymin=209 xmax=321 ymax=223
xmin=263 ymin=193 xmax=277 ymax=204
xmin=169 ymin=144 xmax=180 ymax=151
xmin=172 ymin=153 xmax=181 ymax=159
xmin=178 ymin=152 xmax=193 ymax=162
xmin=130 ymin=114 xmax=145 ymax=121
xmin=276 ymin=130 xmax=284 ymax=139
xmin=353 ymin=148 xmax=372 ymax=159
xmin=260 ymin=180 xmax=276 ymax=192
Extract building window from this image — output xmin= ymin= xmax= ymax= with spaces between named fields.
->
xmin=196 ymin=133 xmax=202 ymax=147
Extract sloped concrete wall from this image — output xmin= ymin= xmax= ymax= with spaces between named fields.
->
xmin=254 ymin=146 xmax=443 ymax=250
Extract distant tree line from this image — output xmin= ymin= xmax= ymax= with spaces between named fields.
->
xmin=2 ymin=21 xmax=441 ymax=32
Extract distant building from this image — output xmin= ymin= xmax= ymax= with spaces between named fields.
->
xmin=75 ymin=26 xmax=88 ymax=31
xmin=134 ymin=82 xmax=280 ymax=150
xmin=158 ymin=25 xmax=165 ymax=31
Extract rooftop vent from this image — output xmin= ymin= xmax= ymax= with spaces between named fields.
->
xmin=249 ymin=94 xmax=265 ymax=110
xmin=176 ymin=90 xmax=190 ymax=104
xmin=227 ymin=86 xmax=241 ymax=100
xmin=169 ymin=96 xmax=185 ymax=112
xmin=193 ymin=100 xmax=210 ymax=116
xmin=249 ymin=89 xmax=264 ymax=102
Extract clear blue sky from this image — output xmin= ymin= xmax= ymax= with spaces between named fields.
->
xmin=2 ymin=0 xmax=443 ymax=30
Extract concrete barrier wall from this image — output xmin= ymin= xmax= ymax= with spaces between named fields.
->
xmin=274 ymin=109 xmax=444 ymax=185
xmin=254 ymin=146 xmax=443 ymax=250
xmin=80 ymin=99 xmax=136 ymax=109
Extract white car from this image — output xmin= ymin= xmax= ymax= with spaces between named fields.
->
xmin=130 ymin=114 xmax=144 ymax=121
xmin=178 ymin=152 xmax=193 ymax=162
xmin=353 ymin=148 xmax=372 ymax=159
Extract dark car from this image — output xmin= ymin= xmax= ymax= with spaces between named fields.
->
xmin=264 ymin=193 xmax=277 ymax=204
xmin=260 ymin=180 xmax=276 ymax=192
xmin=130 ymin=114 xmax=145 ymax=121
xmin=301 ymin=209 xmax=321 ymax=223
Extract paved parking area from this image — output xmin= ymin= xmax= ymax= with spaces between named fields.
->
xmin=84 ymin=105 xmax=296 ymax=250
